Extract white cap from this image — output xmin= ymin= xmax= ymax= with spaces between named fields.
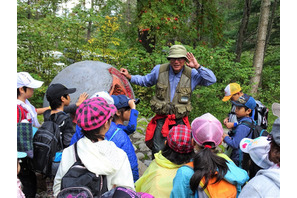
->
xmin=240 ymin=137 xmax=275 ymax=168
xmin=90 ymin=91 xmax=114 ymax=105
xmin=17 ymin=72 xmax=43 ymax=89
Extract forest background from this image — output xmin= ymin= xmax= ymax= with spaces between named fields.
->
xmin=17 ymin=0 xmax=280 ymax=130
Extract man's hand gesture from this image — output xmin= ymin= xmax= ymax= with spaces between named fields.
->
xmin=186 ymin=52 xmax=201 ymax=69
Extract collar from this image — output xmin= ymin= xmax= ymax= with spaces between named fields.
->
xmin=169 ymin=64 xmax=184 ymax=76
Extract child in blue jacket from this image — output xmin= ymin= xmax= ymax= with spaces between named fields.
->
xmin=71 ymin=93 xmax=139 ymax=182
xmin=223 ymin=94 xmax=257 ymax=167
xmin=111 ymin=95 xmax=140 ymax=135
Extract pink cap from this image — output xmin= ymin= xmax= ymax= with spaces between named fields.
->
xmin=191 ymin=113 xmax=223 ymax=147
xmin=75 ymin=97 xmax=117 ymax=131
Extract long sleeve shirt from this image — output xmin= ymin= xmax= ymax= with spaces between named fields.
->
xmin=223 ymin=116 xmax=254 ymax=165
xmin=130 ymin=64 xmax=216 ymax=101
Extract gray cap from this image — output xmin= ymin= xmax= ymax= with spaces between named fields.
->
xmin=271 ymin=118 xmax=280 ymax=146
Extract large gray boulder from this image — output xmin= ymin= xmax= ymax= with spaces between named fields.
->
xmin=43 ymin=60 xmax=135 ymax=107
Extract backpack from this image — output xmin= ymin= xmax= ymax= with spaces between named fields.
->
xmin=253 ymin=100 xmax=269 ymax=129
xmin=59 ymin=142 xmax=108 ymax=198
xmin=240 ymin=120 xmax=269 ymax=178
xmin=240 ymin=120 xmax=269 ymax=139
xmin=32 ymin=113 xmax=67 ymax=176
xmin=101 ymin=186 xmax=142 ymax=198
xmin=185 ymin=162 xmax=237 ymax=198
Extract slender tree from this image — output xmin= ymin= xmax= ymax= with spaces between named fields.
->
xmin=235 ymin=0 xmax=252 ymax=62
xmin=250 ymin=0 xmax=271 ymax=94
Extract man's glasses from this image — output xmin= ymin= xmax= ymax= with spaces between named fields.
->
xmin=170 ymin=58 xmax=185 ymax=62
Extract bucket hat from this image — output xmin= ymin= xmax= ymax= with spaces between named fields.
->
xmin=75 ymin=97 xmax=117 ymax=131
xmin=191 ymin=113 xmax=223 ymax=148
xmin=167 ymin=45 xmax=188 ymax=60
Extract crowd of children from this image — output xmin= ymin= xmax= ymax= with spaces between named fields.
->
xmin=17 ymin=72 xmax=280 ymax=198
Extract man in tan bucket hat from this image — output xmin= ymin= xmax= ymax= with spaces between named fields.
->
xmin=120 ymin=44 xmax=216 ymax=158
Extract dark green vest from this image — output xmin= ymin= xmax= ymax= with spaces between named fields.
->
xmin=150 ymin=63 xmax=193 ymax=119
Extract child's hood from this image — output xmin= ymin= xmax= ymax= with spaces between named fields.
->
xmin=256 ymin=168 xmax=280 ymax=188
xmin=77 ymin=137 xmax=128 ymax=176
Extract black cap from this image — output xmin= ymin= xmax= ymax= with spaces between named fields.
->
xmin=46 ymin=83 xmax=76 ymax=101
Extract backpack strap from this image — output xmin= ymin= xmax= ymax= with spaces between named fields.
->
xmin=108 ymin=128 xmax=120 ymax=141
xmin=17 ymin=105 xmax=22 ymax=123
xmin=73 ymin=143 xmax=82 ymax=163
xmin=239 ymin=120 xmax=255 ymax=138
xmin=238 ymin=120 xmax=254 ymax=168
xmin=50 ymin=112 xmax=68 ymax=149
xmin=50 ymin=112 xmax=68 ymax=126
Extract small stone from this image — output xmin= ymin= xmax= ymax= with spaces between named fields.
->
xmin=133 ymin=132 xmax=145 ymax=139
xmin=139 ymin=143 xmax=150 ymax=152
xmin=144 ymin=160 xmax=152 ymax=167
xmin=136 ymin=152 xmax=145 ymax=160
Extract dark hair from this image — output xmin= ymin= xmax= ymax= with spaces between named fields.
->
xmin=237 ymin=106 xmax=253 ymax=117
xmin=17 ymin=86 xmax=28 ymax=97
xmin=81 ymin=116 xmax=113 ymax=142
xmin=47 ymin=94 xmax=68 ymax=110
xmin=81 ymin=126 xmax=105 ymax=142
xmin=190 ymin=142 xmax=229 ymax=193
xmin=269 ymin=140 xmax=280 ymax=165
xmin=113 ymin=106 xmax=130 ymax=122
xmin=161 ymin=143 xmax=194 ymax=165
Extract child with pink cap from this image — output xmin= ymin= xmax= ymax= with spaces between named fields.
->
xmin=171 ymin=113 xmax=249 ymax=198
xmin=53 ymin=97 xmax=135 ymax=197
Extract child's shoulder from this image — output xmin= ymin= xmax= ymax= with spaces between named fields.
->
xmin=238 ymin=117 xmax=253 ymax=128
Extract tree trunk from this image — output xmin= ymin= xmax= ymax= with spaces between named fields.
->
xmin=235 ymin=0 xmax=252 ymax=62
xmin=250 ymin=0 xmax=271 ymax=95
xmin=265 ymin=0 xmax=279 ymax=52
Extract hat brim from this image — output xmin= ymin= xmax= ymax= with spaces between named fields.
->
xmin=231 ymin=100 xmax=245 ymax=107
xmin=27 ymin=80 xmax=44 ymax=89
xmin=240 ymin=138 xmax=253 ymax=153
xmin=167 ymin=55 xmax=188 ymax=61
xmin=65 ymin=88 xmax=76 ymax=95
xmin=222 ymin=95 xmax=232 ymax=102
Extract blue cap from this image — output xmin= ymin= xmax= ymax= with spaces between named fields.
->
xmin=111 ymin=95 xmax=140 ymax=109
xmin=231 ymin=94 xmax=256 ymax=110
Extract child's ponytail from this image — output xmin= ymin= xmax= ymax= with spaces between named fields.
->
xmin=189 ymin=143 xmax=229 ymax=193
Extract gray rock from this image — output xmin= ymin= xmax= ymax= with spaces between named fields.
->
xmin=43 ymin=60 xmax=135 ymax=107
xmin=134 ymin=140 xmax=144 ymax=145
xmin=133 ymin=132 xmax=145 ymax=139
xmin=138 ymin=117 xmax=148 ymax=123
xmin=139 ymin=142 xmax=150 ymax=152
xmin=144 ymin=160 xmax=152 ymax=167
xmin=136 ymin=152 xmax=145 ymax=160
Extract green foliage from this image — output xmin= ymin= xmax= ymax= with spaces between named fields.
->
xmin=17 ymin=0 xmax=280 ymax=130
